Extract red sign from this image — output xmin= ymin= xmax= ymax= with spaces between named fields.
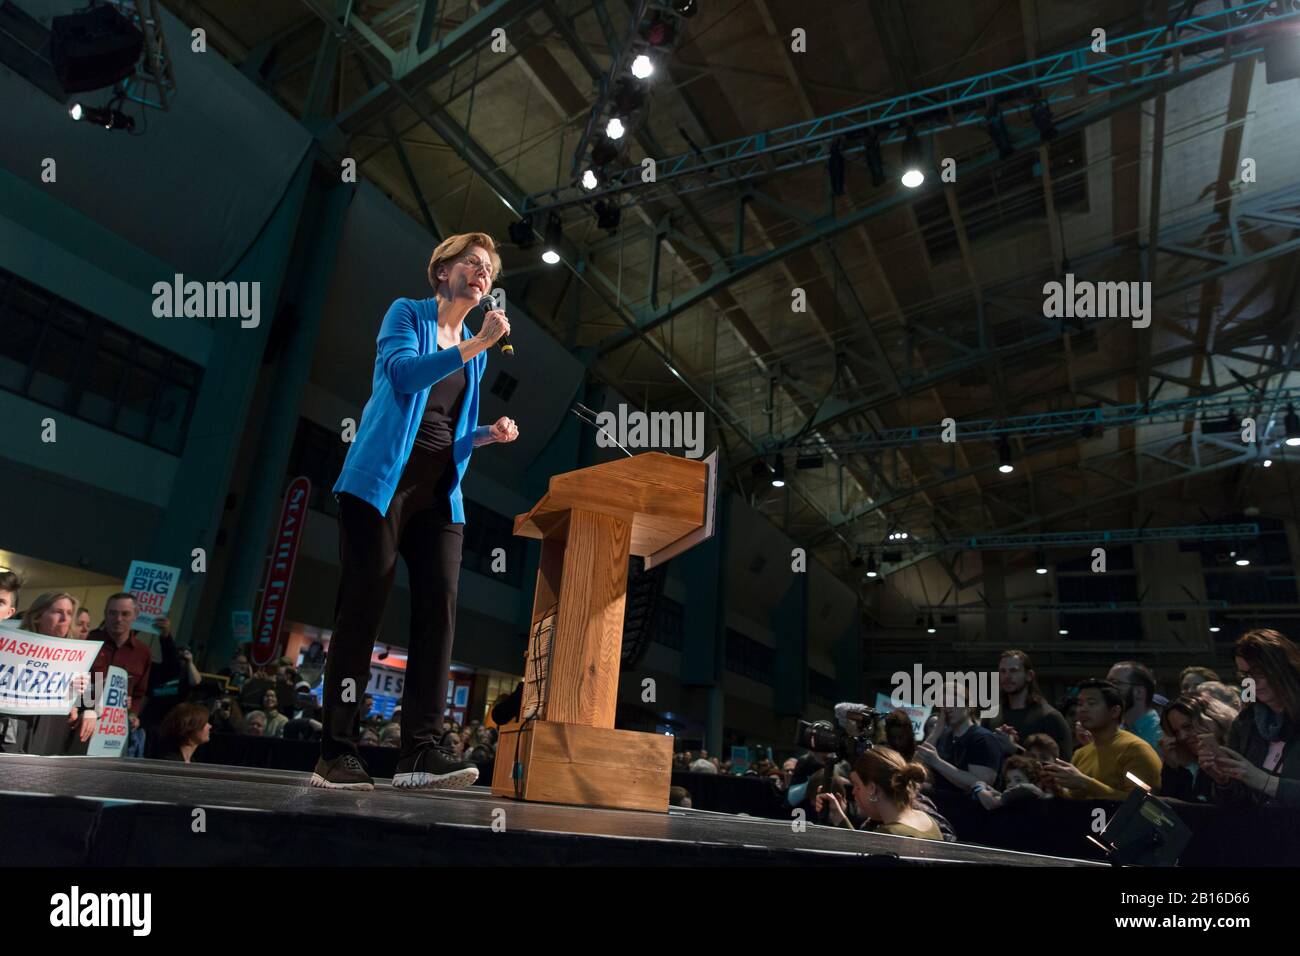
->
xmin=251 ymin=476 xmax=311 ymax=667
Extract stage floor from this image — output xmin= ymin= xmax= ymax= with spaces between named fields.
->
xmin=0 ymin=754 xmax=1102 ymax=866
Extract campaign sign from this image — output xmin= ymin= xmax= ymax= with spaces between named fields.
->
xmin=0 ymin=629 xmax=102 ymax=716
xmin=874 ymin=693 xmax=933 ymax=741
xmin=124 ymin=560 xmax=182 ymax=635
xmin=87 ymin=666 xmax=130 ymax=757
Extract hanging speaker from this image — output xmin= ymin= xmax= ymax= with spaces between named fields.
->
xmin=50 ymin=5 xmax=143 ymax=95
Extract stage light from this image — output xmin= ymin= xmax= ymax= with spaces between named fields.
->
xmin=998 ymin=436 xmax=1014 ymax=474
xmin=631 ymin=54 xmax=654 ymax=79
xmin=582 ymin=169 xmax=599 ymax=190
xmin=1058 ymin=628 xmax=1069 ymax=635
xmin=1286 ymin=404 xmax=1300 ymax=446
xmin=1209 ymin=624 xmax=1221 ymax=633
xmin=542 ymin=211 xmax=563 ymax=264
xmin=673 ymin=0 xmax=699 ymax=16
xmin=606 ymin=116 xmax=626 ymax=139
xmin=926 ymin=615 xmax=937 ymax=634
xmin=865 ymin=554 xmax=879 ymax=578
xmin=508 ymin=215 xmax=536 ymax=249
xmin=1035 ymin=552 xmax=1048 ymax=575
xmin=593 ymin=199 xmax=621 ymax=234
xmin=1235 ymin=557 xmax=1251 ymax=567
xmin=1030 ymin=98 xmax=1057 ymax=142
xmin=900 ymin=125 xmax=924 ymax=188
xmin=828 ymin=137 xmax=845 ymax=196
xmin=862 ymin=127 xmax=885 ymax=187
xmin=1265 ymin=458 xmax=1274 ymax=468
xmin=67 ymin=100 xmax=133 ymax=131
xmin=771 ymin=456 xmax=785 ymax=488
xmin=986 ymin=106 xmax=1014 ymax=159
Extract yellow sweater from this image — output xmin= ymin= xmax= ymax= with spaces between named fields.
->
xmin=1066 ymin=727 xmax=1163 ymax=799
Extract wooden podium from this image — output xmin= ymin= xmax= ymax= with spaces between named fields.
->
xmin=490 ymin=451 xmax=716 ymax=812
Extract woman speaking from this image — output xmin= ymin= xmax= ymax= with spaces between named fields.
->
xmin=312 ymin=232 xmax=519 ymax=792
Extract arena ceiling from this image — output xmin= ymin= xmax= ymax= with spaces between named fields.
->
xmin=157 ymin=0 xmax=1300 ymax=599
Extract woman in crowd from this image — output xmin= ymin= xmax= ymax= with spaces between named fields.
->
xmin=1157 ymin=693 xmax=1236 ymax=803
xmin=260 ymin=690 xmax=289 ymax=738
xmin=156 ymin=702 xmax=211 ymax=763
xmin=1203 ymin=629 xmax=1300 ymax=805
xmin=814 ymin=746 xmax=949 ymax=842
xmin=21 ymin=592 xmax=96 ymax=755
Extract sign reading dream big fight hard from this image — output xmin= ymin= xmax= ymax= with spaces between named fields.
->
xmin=124 ymin=560 xmax=182 ymax=635
xmin=251 ymin=476 xmax=311 ymax=667
xmin=87 ymin=666 xmax=130 ymax=757
xmin=0 ymin=630 xmax=103 ymax=716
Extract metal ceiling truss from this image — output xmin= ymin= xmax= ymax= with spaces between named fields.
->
xmin=893 ymin=522 xmax=1259 ymax=553
xmin=923 ymin=601 xmax=1230 ymax=614
xmin=526 ymin=0 xmax=1300 ymax=217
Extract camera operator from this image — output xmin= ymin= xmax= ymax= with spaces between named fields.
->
xmin=813 ymin=747 xmax=950 ymax=842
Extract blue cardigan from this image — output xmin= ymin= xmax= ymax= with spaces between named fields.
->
xmin=333 ymin=297 xmax=491 ymax=521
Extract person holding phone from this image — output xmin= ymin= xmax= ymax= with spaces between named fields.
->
xmin=1200 ymin=629 xmax=1300 ymax=806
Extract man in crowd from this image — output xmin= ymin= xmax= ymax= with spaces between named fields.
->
xmin=1108 ymin=660 xmax=1163 ymax=749
xmin=916 ymin=685 xmax=1003 ymax=795
xmin=1040 ymin=679 xmax=1162 ymax=799
xmin=987 ymin=649 xmax=1072 ymax=760
xmin=87 ymin=593 xmax=153 ymax=718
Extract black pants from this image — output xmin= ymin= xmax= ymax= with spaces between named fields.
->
xmin=321 ymin=447 xmax=464 ymax=760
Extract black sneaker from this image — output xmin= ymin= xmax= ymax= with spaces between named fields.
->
xmin=392 ymin=745 xmax=479 ymax=790
xmin=310 ymin=753 xmax=374 ymax=791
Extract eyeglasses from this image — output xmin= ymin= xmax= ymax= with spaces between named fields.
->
xmin=459 ymin=254 xmax=493 ymax=278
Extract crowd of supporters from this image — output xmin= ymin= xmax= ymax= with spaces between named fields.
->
xmin=3 ymin=569 xmax=1299 ymax=839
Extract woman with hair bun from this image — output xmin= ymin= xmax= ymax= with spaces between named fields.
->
xmin=813 ymin=746 xmax=948 ymax=841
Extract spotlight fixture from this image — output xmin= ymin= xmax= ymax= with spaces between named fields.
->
xmin=542 ymin=211 xmax=563 ymax=264
xmin=900 ymin=125 xmax=924 ymax=188
xmin=1029 ymin=98 xmax=1057 ymax=142
xmin=1035 ymin=552 xmax=1048 ymax=575
xmin=828 ymin=137 xmax=845 ymax=196
xmin=1286 ymin=404 xmax=1300 ymax=446
xmin=863 ymin=127 xmax=885 ymax=187
xmin=998 ymin=436 xmax=1014 ymax=474
xmin=926 ymin=615 xmax=937 ymax=634
xmin=770 ymin=456 xmax=785 ymax=488
xmin=508 ymin=214 xmax=536 ymax=249
xmin=1235 ymin=556 xmax=1251 ymax=567
xmin=581 ymin=168 xmax=599 ymax=190
xmin=1264 ymin=458 xmax=1274 ymax=468
xmin=606 ymin=116 xmax=626 ymax=139
xmin=672 ymin=0 xmax=699 ymax=16
xmin=593 ymin=199 xmax=621 ymax=234
xmin=68 ymin=101 xmax=134 ymax=131
xmin=631 ymin=53 xmax=655 ymax=79
xmin=1058 ymin=628 xmax=1069 ymax=635
xmin=865 ymin=554 xmax=879 ymax=578
xmin=986 ymin=105 xmax=1014 ymax=159
xmin=1209 ymin=623 xmax=1221 ymax=633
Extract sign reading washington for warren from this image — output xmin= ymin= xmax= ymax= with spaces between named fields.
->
xmin=0 ymin=629 xmax=103 ymax=716
xmin=124 ymin=560 xmax=182 ymax=635
xmin=86 ymin=666 xmax=130 ymax=757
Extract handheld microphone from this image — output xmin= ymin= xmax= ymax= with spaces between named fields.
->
xmin=480 ymin=290 xmax=513 ymax=357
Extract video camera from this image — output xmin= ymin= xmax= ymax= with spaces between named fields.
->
xmin=793 ymin=702 xmax=881 ymax=762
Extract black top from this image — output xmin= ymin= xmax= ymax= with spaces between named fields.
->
xmin=412 ymin=343 xmax=466 ymax=454
xmin=934 ymin=723 xmax=1005 ymax=793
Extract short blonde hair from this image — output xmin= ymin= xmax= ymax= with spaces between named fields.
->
xmin=426 ymin=232 xmax=502 ymax=292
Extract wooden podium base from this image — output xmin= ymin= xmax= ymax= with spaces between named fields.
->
xmin=490 ymin=720 xmax=673 ymax=812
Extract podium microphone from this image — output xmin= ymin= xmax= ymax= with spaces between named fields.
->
xmin=570 ymin=402 xmax=633 ymax=457
xmin=479 ymin=290 xmax=513 ymax=357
